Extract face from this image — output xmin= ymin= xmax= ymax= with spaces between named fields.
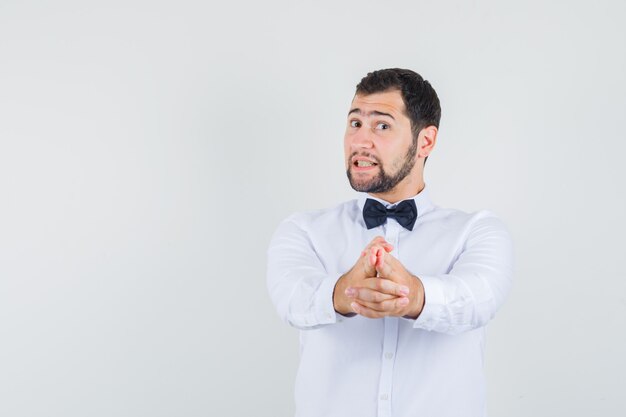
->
xmin=344 ymin=89 xmax=418 ymax=194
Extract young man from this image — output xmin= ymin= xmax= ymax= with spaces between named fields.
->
xmin=267 ymin=68 xmax=513 ymax=417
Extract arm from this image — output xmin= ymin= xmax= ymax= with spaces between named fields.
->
xmin=267 ymin=216 xmax=406 ymax=330
xmin=266 ymin=216 xmax=342 ymax=330
xmin=411 ymin=213 xmax=514 ymax=335
xmin=347 ymin=213 xmax=513 ymax=335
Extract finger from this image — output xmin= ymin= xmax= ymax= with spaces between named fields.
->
xmin=361 ymin=295 xmax=410 ymax=313
xmin=382 ymin=296 xmax=410 ymax=311
xmin=369 ymin=236 xmax=387 ymax=245
xmin=362 ymin=253 xmax=377 ymax=276
xmin=377 ymin=251 xmax=407 ymax=282
xmin=357 ymin=296 xmax=410 ymax=313
xmin=365 ymin=237 xmax=394 ymax=253
xmin=366 ymin=245 xmax=386 ymax=269
xmin=351 ymin=301 xmax=386 ymax=319
xmin=353 ymin=299 xmax=386 ymax=312
xmin=363 ymin=277 xmax=409 ymax=297
xmin=364 ymin=237 xmax=385 ymax=254
xmin=375 ymin=247 xmax=386 ymax=268
xmin=369 ymin=247 xmax=380 ymax=268
xmin=376 ymin=255 xmax=393 ymax=278
xmin=349 ymin=287 xmax=396 ymax=303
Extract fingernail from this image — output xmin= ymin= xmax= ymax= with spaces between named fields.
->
xmin=398 ymin=297 xmax=409 ymax=306
xmin=345 ymin=288 xmax=356 ymax=297
xmin=399 ymin=286 xmax=409 ymax=296
xmin=351 ymin=302 xmax=359 ymax=312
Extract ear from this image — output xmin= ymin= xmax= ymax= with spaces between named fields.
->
xmin=418 ymin=125 xmax=438 ymax=158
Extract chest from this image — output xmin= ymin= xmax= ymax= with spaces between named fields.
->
xmin=310 ymin=217 xmax=467 ymax=277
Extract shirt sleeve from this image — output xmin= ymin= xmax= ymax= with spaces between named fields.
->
xmin=266 ymin=215 xmax=346 ymax=330
xmin=411 ymin=212 xmax=514 ymax=335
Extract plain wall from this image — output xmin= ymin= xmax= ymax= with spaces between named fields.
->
xmin=1 ymin=0 xmax=625 ymax=416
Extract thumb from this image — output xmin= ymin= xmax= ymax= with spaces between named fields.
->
xmin=375 ymin=254 xmax=394 ymax=280
xmin=362 ymin=249 xmax=377 ymax=277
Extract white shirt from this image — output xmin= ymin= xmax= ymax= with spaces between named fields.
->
xmin=267 ymin=186 xmax=513 ymax=417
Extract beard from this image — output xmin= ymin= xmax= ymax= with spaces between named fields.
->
xmin=346 ymin=137 xmax=418 ymax=193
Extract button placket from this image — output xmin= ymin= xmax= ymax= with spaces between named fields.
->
xmin=376 ymin=221 xmax=400 ymax=417
xmin=377 ymin=316 xmax=398 ymax=417
xmin=385 ymin=220 xmax=400 ymax=251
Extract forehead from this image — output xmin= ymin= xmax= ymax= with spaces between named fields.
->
xmin=349 ymin=89 xmax=408 ymax=119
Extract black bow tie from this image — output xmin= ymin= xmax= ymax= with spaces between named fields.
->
xmin=362 ymin=198 xmax=418 ymax=231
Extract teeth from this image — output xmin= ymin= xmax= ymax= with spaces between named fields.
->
xmin=357 ymin=160 xmax=375 ymax=167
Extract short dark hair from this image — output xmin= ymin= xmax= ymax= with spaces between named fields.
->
xmin=355 ymin=68 xmax=441 ymax=141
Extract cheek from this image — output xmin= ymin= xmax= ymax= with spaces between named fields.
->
xmin=343 ymin=137 xmax=351 ymax=158
xmin=384 ymin=146 xmax=405 ymax=168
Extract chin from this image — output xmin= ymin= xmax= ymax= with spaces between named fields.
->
xmin=349 ymin=179 xmax=377 ymax=193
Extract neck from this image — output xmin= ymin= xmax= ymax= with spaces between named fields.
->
xmin=369 ymin=179 xmax=425 ymax=204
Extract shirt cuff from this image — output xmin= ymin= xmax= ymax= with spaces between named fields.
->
xmin=312 ymin=273 xmax=344 ymax=325
xmin=412 ymin=274 xmax=447 ymax=331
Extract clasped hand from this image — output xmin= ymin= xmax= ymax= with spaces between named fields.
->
xmin=333 ymin=237 xmax=425 ymax=319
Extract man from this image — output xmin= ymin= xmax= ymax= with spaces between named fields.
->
xmin=267 ymin=68 xmax=513 ymax=417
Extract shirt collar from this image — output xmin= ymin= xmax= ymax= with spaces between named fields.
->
xmin=356 ymin=184 xmax=435 ymax=218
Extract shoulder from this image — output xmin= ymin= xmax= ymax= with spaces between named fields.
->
xmin=423 ymin=205 xmax=510 ymax=237
xmin=272 ymin=199 xmax=361 ymax=239
xmin=280 ymin=199 xmax=360 ymax=228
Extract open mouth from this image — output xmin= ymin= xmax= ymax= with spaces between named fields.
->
xmin=354 ymin=160 xmax=378 ymax=168
xmin=352 ymin=157 xmax=379 ymax=169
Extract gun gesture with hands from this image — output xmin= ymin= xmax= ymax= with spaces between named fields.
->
xmin=333 ymin=236 xmax=425 ymax=319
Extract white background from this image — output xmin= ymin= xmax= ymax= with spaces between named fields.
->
xmin=1 ymin=1 xmax=625 ymax=416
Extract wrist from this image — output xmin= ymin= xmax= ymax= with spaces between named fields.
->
xmin=404 ymin=275 xmax=425 ymax=320
xmin=333 ymin=273 xmax=354 ymax=316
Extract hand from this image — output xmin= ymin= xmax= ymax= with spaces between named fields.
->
xmin=333 ymin=237 xmax=399 ymax=315
xmin=347 ymin=245 xmax=425 ymax=319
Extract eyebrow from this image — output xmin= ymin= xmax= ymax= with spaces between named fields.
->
xmin=348 ymin=108 xmax=395 ymax=120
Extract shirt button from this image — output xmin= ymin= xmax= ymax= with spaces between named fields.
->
xmin=380 ymin=393 xmax=389 ymax=401
xmin=385 ymin=352 xmax=393 ymax=359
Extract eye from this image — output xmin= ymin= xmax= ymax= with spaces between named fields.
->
xmin=375 ymin=122 xmax=390 ymax=130
xmin=349 ymin=120 xmax=361 ymax=128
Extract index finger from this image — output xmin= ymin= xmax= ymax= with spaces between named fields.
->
xmin=363 ymin=277 xmax=409 ymax=297
xmin=361 ymin=237 xmax=394 ymax=256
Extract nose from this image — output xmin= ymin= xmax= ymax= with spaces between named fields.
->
xmin=347 ymin=124 xmax=375 ymax=150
